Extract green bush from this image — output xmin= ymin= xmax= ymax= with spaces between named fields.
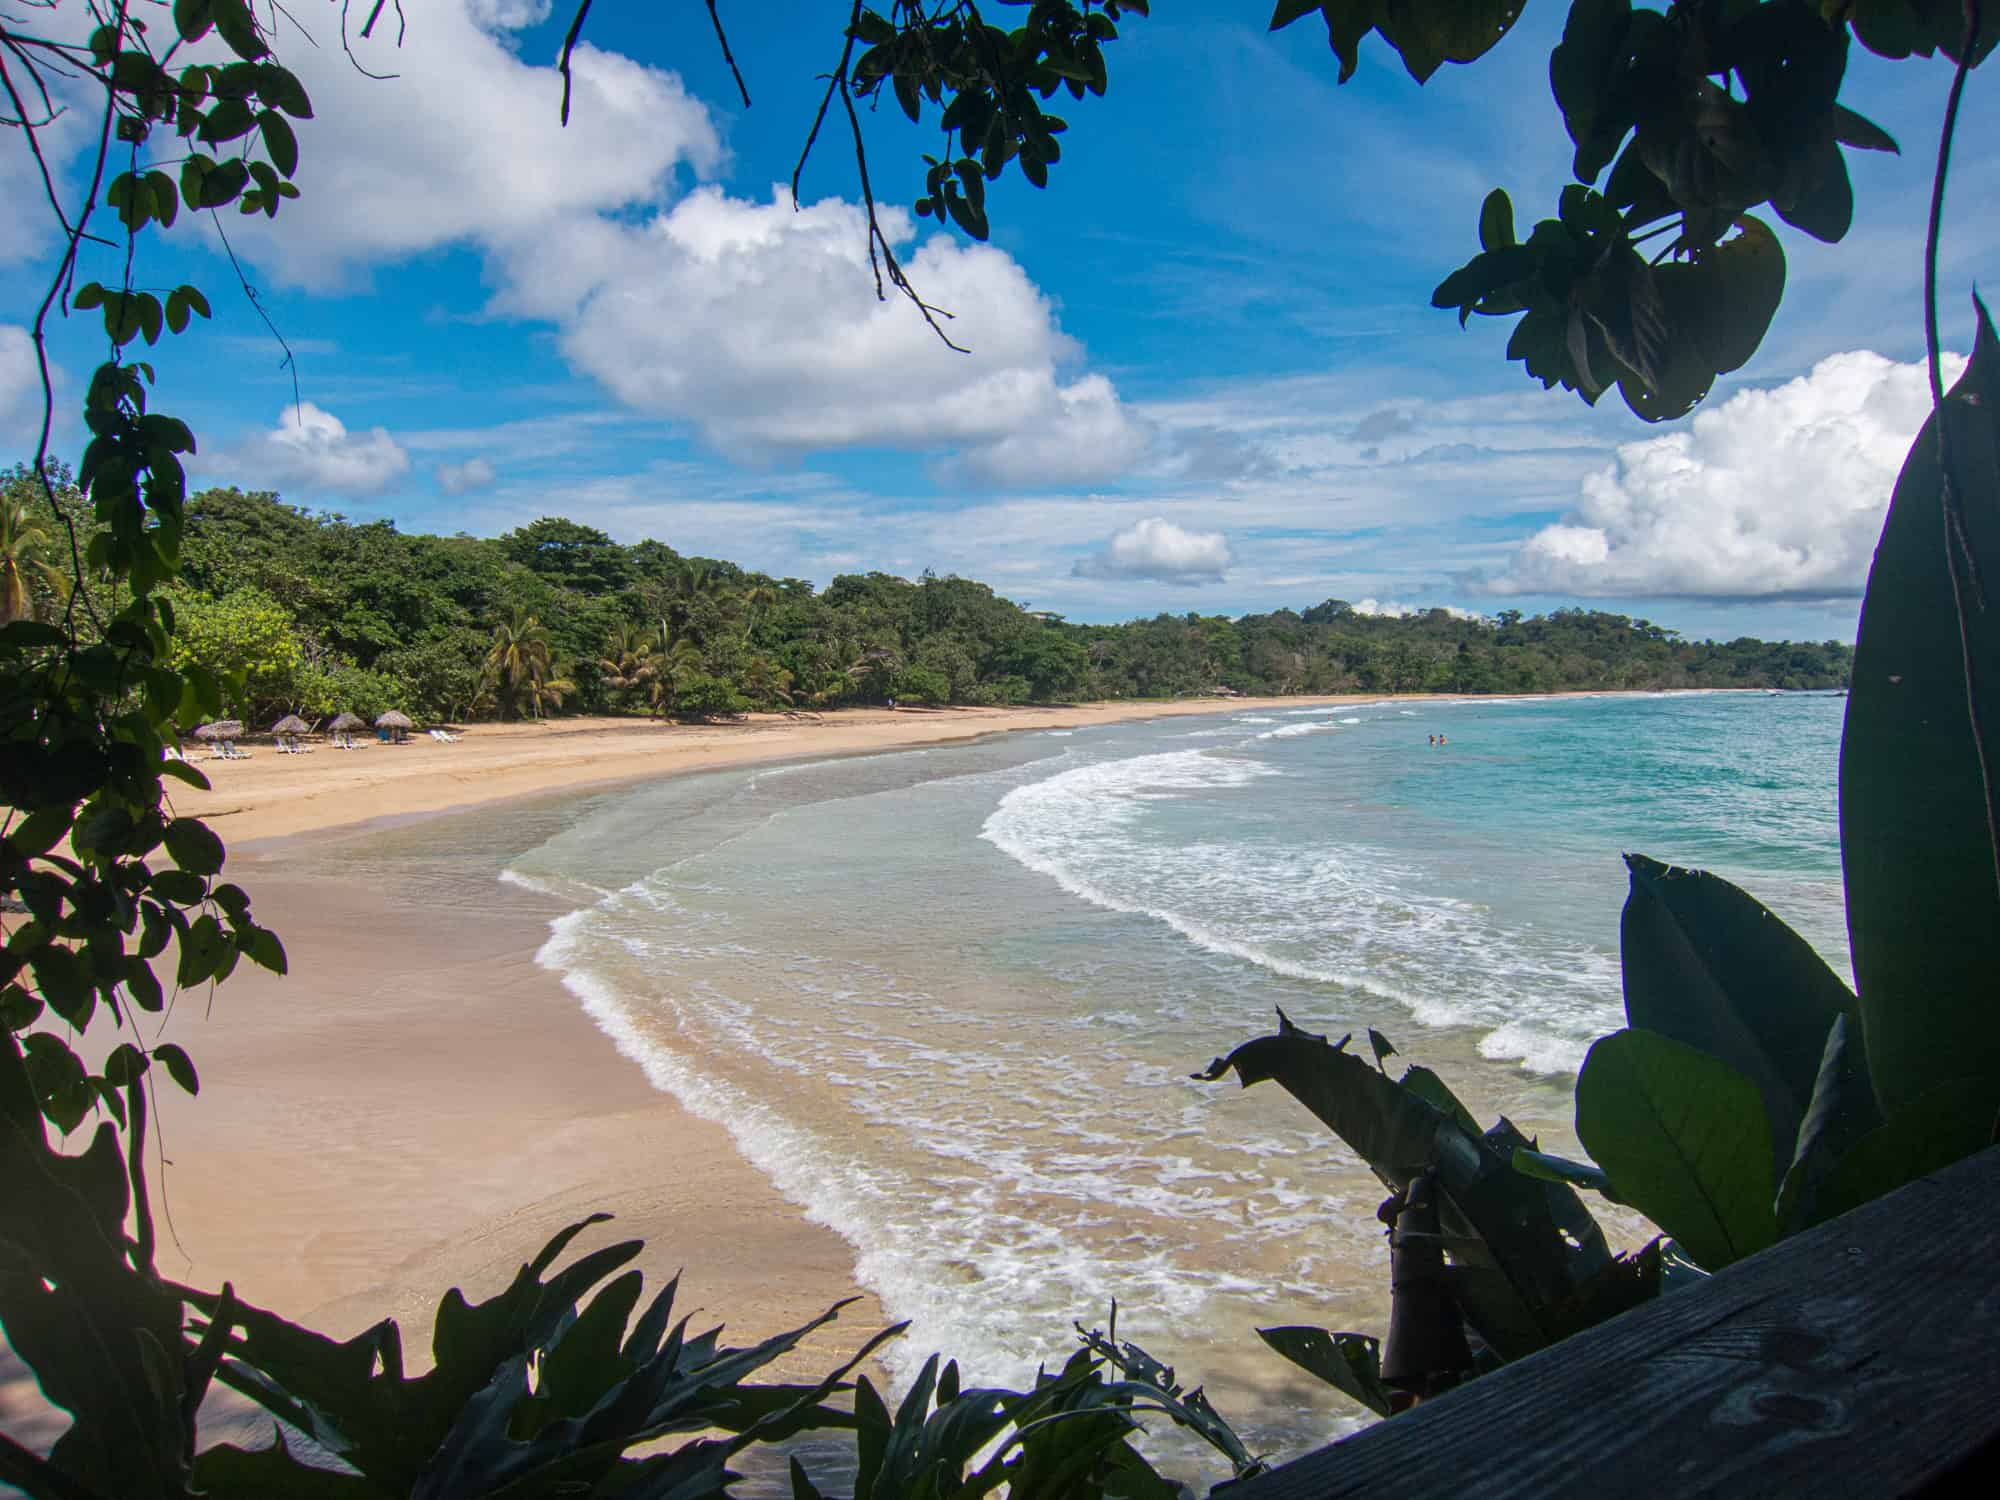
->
xmin=675 ymin=673 xmax=749 ymax=718
xmin=891 ymin=665 xmax=951 ymax=705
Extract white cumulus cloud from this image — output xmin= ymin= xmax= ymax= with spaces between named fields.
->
xmin=236 ymin=402 xmax=410 ymax=496
xmin=1479 ymin=350 xmax=1964 ymax=599
xmin=1073 ymin=516 xmax=1232 ymax=583
xmin=435 ymin=456 xmax=498 ymax=494
xmin=465 ymin=0 xmax=553 ymax=29
xmin=221 ymin=4 xmax=722 ymax=286
xmin=491 ymin=187 xmax=1143 ymax=482
xmin=1351 ymin=598 xmax=1485 ymax=621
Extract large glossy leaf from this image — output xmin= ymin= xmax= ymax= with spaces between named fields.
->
xmin=1620 ymin=852 xmax=1860 ymax=1178
xmin=1201 ymin=1014 xmax=1626 ymax=1358
xmin=1549 ymin=0 xmax=1637 ymax=183
xmin=1256 ymin=1326 xmax=1394 ymax=1417
xmin=1576 ymin=1028 xmax=1778 ymax=1270
xmin=1674 ymin=216 xmax=1787 ymax=375
xmin=1197 ymin=1012 xmax=1446 ymax=1186
xmin=1841 ymin=297 xmax=2000 ymax=1124
xmin=1809 ymin=1074 xmax=1998 ymax=1227
xmin=1776 ymin=1014 xmax=1881 ymax=1233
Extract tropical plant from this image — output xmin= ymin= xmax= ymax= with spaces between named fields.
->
xmin=162 ymin=586 xmax=308 ymax=719
xmin=0 ymin=494 xmax=64 ymax=627
xmin=740 ymin=653 xmax=795 ymax=709
xmin=891 ymin=664 xmax=951 ymax=706
xmin=645 ymin=627 xmax=704 ymax=717
xmin=846 ymin=645 xmax=904 ymax=701
xmin=598 ymin=621 xmax=656 ymax=710
xmin=738 ymin=580 xmax=781 ymax=639
xmin=485 ymin=609 xmax=559 ymax=720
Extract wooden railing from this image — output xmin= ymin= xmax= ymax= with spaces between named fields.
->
xmin=1227 ymin=1144 xmax=2000 ymax=1498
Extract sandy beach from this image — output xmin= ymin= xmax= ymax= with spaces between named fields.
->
xmin=5 ymin=695 xmax=1381 ymax=1451
xmin=167 ymin=698 xmax=1371 ymax=843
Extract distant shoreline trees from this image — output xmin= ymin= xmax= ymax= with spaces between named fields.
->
xmin=0 ymin=467 xmax=1851 ymax=725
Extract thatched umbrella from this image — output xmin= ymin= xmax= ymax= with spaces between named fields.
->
xmin=375 ymin=708 xmax=413 ymax=743
xmin=329 ymin=710 xmax=365 ymax=749
xmin=195 ymin=719 xmax=245 ymax=759
xmin=270 ymin=714 xmax=310 ymax=735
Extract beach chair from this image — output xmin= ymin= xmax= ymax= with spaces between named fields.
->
xmin=428 ymin=728 xmax=458 ymax=744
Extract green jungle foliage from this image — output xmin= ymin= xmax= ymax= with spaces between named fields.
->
xmin=0 ymin=1 xmax=1992 ymax=1496
xmin=0 ymin=469 xmax=1853 ymax=728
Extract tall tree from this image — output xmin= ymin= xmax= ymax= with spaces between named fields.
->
xmin=485 ymin=608 xmax=559 ymax=720
xmin=0 ymin=493 xmax=62 ymax=626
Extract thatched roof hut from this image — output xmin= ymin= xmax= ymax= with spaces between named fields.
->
xmin=270 ymin=714 xmax=310 ymax=735
xmin=194 ymin=720 xmax=245 ymax=742
xmin=375 ymin=710 xmax=413 ymax=729
xmin=329 ymin=711 xmax=366 ymax=732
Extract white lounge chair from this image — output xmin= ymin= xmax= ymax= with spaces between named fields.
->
xmin=429 ymin=728 xmax=458 ymax=743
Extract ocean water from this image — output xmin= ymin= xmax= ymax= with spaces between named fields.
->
xmin=491 ymin=691 xmax=1846 ymax=1481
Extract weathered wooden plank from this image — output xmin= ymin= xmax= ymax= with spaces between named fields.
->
xmin=1229 ymin=1144 xmax=2000 ymax=1499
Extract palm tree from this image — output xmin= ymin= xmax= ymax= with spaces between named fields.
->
xmin=845 ymin=645 xmax=902 ymax=702
xmin=741 ymin=654 xmax=794 ymax=710
xmin=0 ymin=494 xmax=64 ymax=626
xmin=521 ymin=664 xmax=578 ymax=720
xmin=663 ymin=557 xmax=737 ymax=646
xmin=738 ymin=579 xmax=780 ymax=642
xmin=645 ymin=625 xmax=702 ymax=717
xmin=599 ymin=622 xmax=655 ymax=710
xmin=485 ymin=609 xmax=557 ymax=719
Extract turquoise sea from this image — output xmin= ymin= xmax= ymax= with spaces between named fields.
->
xmin=494 ymin=690 xmax=1848 ymax=1479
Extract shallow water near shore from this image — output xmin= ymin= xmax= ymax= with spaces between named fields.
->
xmin=320 ymin=692 xmax=1847 ymax=1485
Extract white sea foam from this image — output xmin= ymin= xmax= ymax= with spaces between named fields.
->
xmin=980 ymin=748 xmax=1621 ymax=1073
xmin=1256 ymin=721 xmax=1335 ymax=740
xmin=528 ymin=865 xmax=1290 ymax=1407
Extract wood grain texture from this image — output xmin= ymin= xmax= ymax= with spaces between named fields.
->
xmin=1230 ymin=1145 xmax=2000 ymax=1499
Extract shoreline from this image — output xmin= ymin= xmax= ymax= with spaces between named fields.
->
xmin=178 ymin=691 xmax=1704 ymax=848
xmin=180 ymin=697 xmax=1371 ymax=845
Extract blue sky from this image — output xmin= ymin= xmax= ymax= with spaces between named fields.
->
xmin=4 ymin=1 xmax=1996 ymax=640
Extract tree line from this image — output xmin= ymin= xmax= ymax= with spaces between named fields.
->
xmin=1 ymin=467 xmax=1852 ymax=726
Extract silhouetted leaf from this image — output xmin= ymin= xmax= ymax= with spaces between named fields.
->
xmin=1619 ymin=851 xmax=1858 ymax=1179
xmin=1257 ymin=1326 xmax=1393 ymax=1417
xmin=154 ymin=1042 xmax=198 ymax=1096
xmin=1810 ymin=1074 xmax=1999 ymax=1225
xmin=163 ymin=816 xmax=225 ymax=876
xmin=1842 ymin=297 xmax=2000 ymax=1125
xmin=1776 ymin=1014 xmax=1882 ymax=1232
